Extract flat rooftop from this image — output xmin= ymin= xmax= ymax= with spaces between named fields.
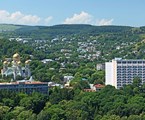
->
xmin=0 ymin=81 xmax=48 ymax=85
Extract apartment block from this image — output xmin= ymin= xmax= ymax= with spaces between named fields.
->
xmin=105 ymin=58 xmax=145 ymax=88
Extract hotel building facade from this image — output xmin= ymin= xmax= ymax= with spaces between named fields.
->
xmin=105 ymin=58 xmax=145 ymax=89
xmin=0 ymin=81 xmax=49 ymax=94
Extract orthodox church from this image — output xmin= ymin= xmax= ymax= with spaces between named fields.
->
xmin=1 ymin=53 xmax=31 ymax=81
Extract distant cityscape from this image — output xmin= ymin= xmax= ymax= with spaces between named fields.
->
xmin=1 ymin=53 xmax=145 ymax=94
xmin=0 ymin=0 xmax=145 ymax=119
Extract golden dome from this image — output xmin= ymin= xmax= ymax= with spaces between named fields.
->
xmin=3 ymin=61 xmax=8 ymax=64
xmin=13 ymin=53 xmax=20 ymax=59
xmin=12 ymin=60 xmax=16 ymax=64
xmin=25 ymin=60 xmax=31 ymax=64
xmin=17 ymin=61 xmax=21 ymax=65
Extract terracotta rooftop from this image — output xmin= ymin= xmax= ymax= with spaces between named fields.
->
xmin=93 ymin=84 xmax=105 ymax=88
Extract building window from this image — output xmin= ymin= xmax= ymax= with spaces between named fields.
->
xmin=122 ymin=61 xmax=127 ymax=64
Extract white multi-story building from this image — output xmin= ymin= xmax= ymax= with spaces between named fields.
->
xmin=105 ymin=58 xmax=145 ymax=89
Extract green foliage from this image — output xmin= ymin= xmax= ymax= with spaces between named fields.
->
xmin=73 ymin=80 xmax=90 ymax=90
xmin=133 ymin=77 xmax=142 ymax=87
xmin=0 ymin=82 xmax=145 ymax=119
xmin=1 ymin=24 xmax=145 ymax=119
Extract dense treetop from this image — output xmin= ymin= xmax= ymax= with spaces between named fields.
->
xmin=0 ymin=80 xmax=145 ymax=119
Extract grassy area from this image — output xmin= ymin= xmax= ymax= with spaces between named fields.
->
xmin=0 ymin=24 xmax=21 ymax=32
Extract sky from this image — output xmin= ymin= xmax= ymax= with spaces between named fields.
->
xmin=0 ymin=0 xmax=144 ymax=27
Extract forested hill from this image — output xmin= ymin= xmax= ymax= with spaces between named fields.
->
xmin=39 ymin=24 xmax=132 ymax=34
xmin=0 ymin=24 xmax=132 ymax=33
xmin=0 ymin=24 xmax=138 ymax=38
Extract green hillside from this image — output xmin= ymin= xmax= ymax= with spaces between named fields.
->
xmin=0 ymin=24 xmax=135 ymax=38
xmin=0 ymin=24 xmax=21 ymax=32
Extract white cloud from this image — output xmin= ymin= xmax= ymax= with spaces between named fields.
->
xmin=0 ymin=10 xmax=53 ymax=25
xmin=0 ymin=10 xmax=114 ymax=26
xmin=63 ymin=11 xmax=93 ymax=24
xmin=63 ymin=11 xmax=114 ymax=26
xmin=0 ymin=10 xmax=10 ymax=22
xmin=97 ymin=19 xmax=114 ymax=26
xmin=0 ymin=10 xmax=41 ymax=25
xmin=44 ymin=16 xmax=53 ymax=24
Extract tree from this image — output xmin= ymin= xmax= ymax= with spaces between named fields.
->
xmin=37 ymin=105 xmax=65 ymax=120
xmin=127 ymin=115 xmax=141 ymax=120
xmin=0 ymin=105 xmax=10 ymax=120
xmin=17 ymin=110 xmax=36 ymax=120
xmin=100 ymin=115 xmax=121 ymax=120
xmin=73 ymin=80 xmax=90 ymax=90
xmin=133 ymin=77 xmax=142 ymax=87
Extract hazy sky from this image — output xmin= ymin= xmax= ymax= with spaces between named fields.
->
xmin=0 ymin=0 xmax=144 ymax=26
